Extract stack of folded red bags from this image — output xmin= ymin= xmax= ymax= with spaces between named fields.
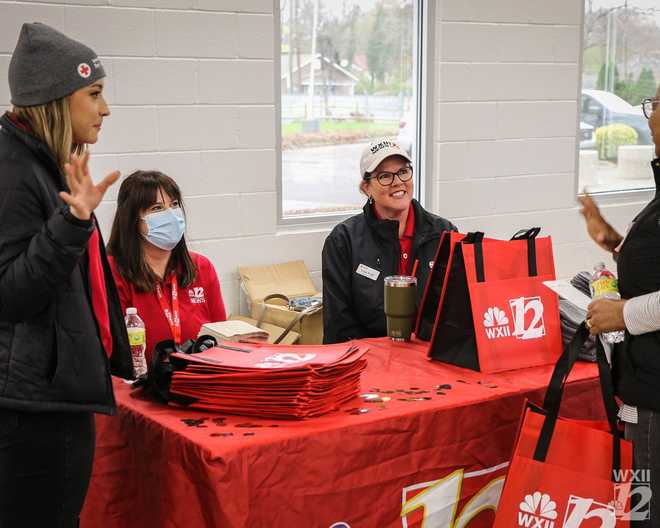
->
xmin=168 ymin=342 xmax=369 ymax=419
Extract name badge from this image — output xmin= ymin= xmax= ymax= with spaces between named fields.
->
xmin=356 ymin=264 xmax=380 ymax=281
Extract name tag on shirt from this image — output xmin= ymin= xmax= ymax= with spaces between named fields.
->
xmin=356 ymin=264 xmax=380 ymax=281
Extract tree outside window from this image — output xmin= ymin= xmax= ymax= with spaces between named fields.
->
xmin=280 ymin=0 xmax=418 ymax=218
xmin=580 ymin=1 xmax=660 ymax=193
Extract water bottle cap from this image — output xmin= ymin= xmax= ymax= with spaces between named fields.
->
xmin=126 ymin=307 xmax=137 ymax=315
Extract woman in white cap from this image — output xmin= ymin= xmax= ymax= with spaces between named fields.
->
xmin=0 ymin=23 xmax=132 ymax=525
xmin=322 ymin=138 xmax=457 ymax=344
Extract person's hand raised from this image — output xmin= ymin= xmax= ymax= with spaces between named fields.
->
xmin=59 ymin=151 xmax=119 ymax=221
xmin=578 ymin=194 xmax=623 ymax=253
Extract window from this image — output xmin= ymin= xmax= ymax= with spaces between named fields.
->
xmin=580 ymin=1 xmax=659 ymax=193
xmin=279 ymin=0 xmax=422 ymax=219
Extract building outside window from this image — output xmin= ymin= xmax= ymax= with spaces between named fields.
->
xmin=279 ymin=0 xmax=421 ymax=219
xmin=580 ymin=0 xmax=660 ymax=193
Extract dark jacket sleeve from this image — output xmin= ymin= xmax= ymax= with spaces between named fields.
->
xmin=0 ymin=158 xmax=93 ymax=321
xmin=322 ymin=228 xmax=368 ymax=344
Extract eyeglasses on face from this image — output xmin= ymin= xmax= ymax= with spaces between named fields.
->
xmin=642 ymin=98 xmax=660 ymax=119
xmin=365 ymin=165 xmax=413 ymax=186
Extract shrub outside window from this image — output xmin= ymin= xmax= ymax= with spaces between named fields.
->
xmin=580 ymin=1 xmax=659 ymax=193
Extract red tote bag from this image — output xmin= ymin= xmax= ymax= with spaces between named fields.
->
xmin=494 ymin=324 xmax=634 ymax=527
xmin=415 ymin=228 xmax=562 ymax=373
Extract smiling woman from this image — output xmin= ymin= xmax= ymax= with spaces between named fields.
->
xmin=321 ymin=138 xmax=458 ymax=344
xmin=0 ymin=22 xmax=132 ymax=526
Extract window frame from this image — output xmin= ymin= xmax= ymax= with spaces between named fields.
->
xmin=274 ymin=0 xmax=434 ymax=227
xmin=575 ymin=2 xmax=656 ymax=203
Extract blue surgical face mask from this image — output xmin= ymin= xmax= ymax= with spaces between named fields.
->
xmin=142 ymin=207 xmax=186 ymax=251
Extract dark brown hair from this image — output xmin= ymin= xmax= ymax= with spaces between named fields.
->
xmin=107 ymin=170 xmax=196 ymax=292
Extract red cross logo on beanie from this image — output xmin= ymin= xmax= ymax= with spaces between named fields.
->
xmin=77 ymin=63 xmax=91 ymax=79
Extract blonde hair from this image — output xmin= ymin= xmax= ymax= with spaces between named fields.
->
xmin=13 ymin=98 xmax=84 ymax=170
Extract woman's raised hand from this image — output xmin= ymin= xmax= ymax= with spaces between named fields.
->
xmin=59 ymin=151 xmax=119 ymax=220
xmin=578 ymin=194 xmax=623 ymax=253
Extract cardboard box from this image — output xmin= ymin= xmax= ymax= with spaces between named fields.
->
xmin=239 ymin=260 xmax=323 ymax=345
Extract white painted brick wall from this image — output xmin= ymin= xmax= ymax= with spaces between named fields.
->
xmin=0 ymin=0 xmax=289 ymax=315
xmin=432 ymin=0 xmax=650 ymax=286
xmin=0 ymin=0 xmax=652 ymax=317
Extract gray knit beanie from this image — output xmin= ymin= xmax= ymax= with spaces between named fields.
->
xmin=8 ymin=22 xmax=106 ymax=106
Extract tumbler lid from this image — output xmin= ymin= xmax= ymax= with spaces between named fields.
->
xmin=384 ymin=275 xmax=417 ymax=287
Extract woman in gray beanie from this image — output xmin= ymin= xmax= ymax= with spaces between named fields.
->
xmin=0 ymin=22 xmax=133 ymax=526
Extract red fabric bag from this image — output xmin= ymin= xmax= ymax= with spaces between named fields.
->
xmin=415 ymin=228 xmax=562 ymax=372
xmin=494 ymin=324 xmax=634 ymax=527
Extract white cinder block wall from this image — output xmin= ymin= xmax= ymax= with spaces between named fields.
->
xmin=0 ymin=0 xmax=316 ymax=316
xmin=0 ymin=0 xmax=653 ymax=316
xmin=431 ymin=0 xmax=651 ymax=277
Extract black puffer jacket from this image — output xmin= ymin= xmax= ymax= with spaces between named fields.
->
xmin=0 ymin=112 xmax=132 ymax=414
xmin=322 ymin=199 xmax=457 ymax=344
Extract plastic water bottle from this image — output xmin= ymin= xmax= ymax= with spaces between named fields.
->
xmin=125 ymin=307 xmax=148 ymax=378
xmin=589 ymin=262 xmax=625 ymax=344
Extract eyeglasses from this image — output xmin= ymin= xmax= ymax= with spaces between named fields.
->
xmin=642 ymin=98 xmax=660 ymax=119
xmin=365 ymin=165 xmax=413 ymax=186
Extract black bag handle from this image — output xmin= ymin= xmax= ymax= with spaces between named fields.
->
xmin=465 ymin=228 xmax=540 ymax=283
xmin=511 ymin=227 xmax=540 ymax=277
xmin=541 ymin=322 xmax=589 ymax=412
xmin=463 ymin=231 xmax=485 ymax=244
xmin=510 ymin=227 xmax=541 ymax=240
xmin=533 ymin=324 xmax=622 ymax=480
xmin=462 ymin=232 xmax=486 ymax=282
xmin=134 ymin=336 xmax=216 ymax=405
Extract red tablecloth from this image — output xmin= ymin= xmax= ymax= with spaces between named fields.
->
xmin=81 ymin=338 xmax=604 ymax=528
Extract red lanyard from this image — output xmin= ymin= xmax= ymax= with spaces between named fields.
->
xmin=155 ymin=275 xmax=181 ymax=345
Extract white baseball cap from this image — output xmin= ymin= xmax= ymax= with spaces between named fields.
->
xmin=360 ymin=138 xmax=412 ymax=179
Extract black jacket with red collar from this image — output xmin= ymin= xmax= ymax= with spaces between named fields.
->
xmin=0 ymin=112 xmax=133 ymax=414
xmin=322 ymin=199 xmax=456 ymax=344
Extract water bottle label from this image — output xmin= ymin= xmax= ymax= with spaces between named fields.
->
xmin=127 ymin=328 xmax=145 ymax=346
xmin=592 ymin=276 xmax=618 ymax=297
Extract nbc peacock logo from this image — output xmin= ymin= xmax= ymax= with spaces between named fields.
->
xmin=518 ymin=492 xmax=558 ymax=528
xmin=483 ymin=306 xmax=511 ymax=339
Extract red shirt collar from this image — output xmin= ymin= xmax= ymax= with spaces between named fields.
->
xmin=6 ymin=112 xmax=34 ymax=134
xmin=372 ymin=202 xmax=415 ymax=238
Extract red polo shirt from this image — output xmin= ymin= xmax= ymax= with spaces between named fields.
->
xmin=108 ymin=252 xmax=227 ymax=362
xmin=373 ymin=203 xmax=415 ymax=275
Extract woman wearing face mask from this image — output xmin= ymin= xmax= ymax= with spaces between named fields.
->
xmin=0 ymin=23 xmax=133 ymax=526
xmin=107 ymin=171 xmax=227 ymax=362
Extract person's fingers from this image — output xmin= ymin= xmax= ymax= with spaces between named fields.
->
xmin=58 ymin=191 xmax=75 ymax=207
xmin=69 ymin=154 xmax=85 ymax=186
xmin=80 ymin=150 xmax=91 ymax=180
xmin=63 ymin=162 xmax=80 ymax=193
xmin=579 ymin=194 xmax=599 ymax=217
xmin=95 ymin=171 xmax=120 ymax=197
